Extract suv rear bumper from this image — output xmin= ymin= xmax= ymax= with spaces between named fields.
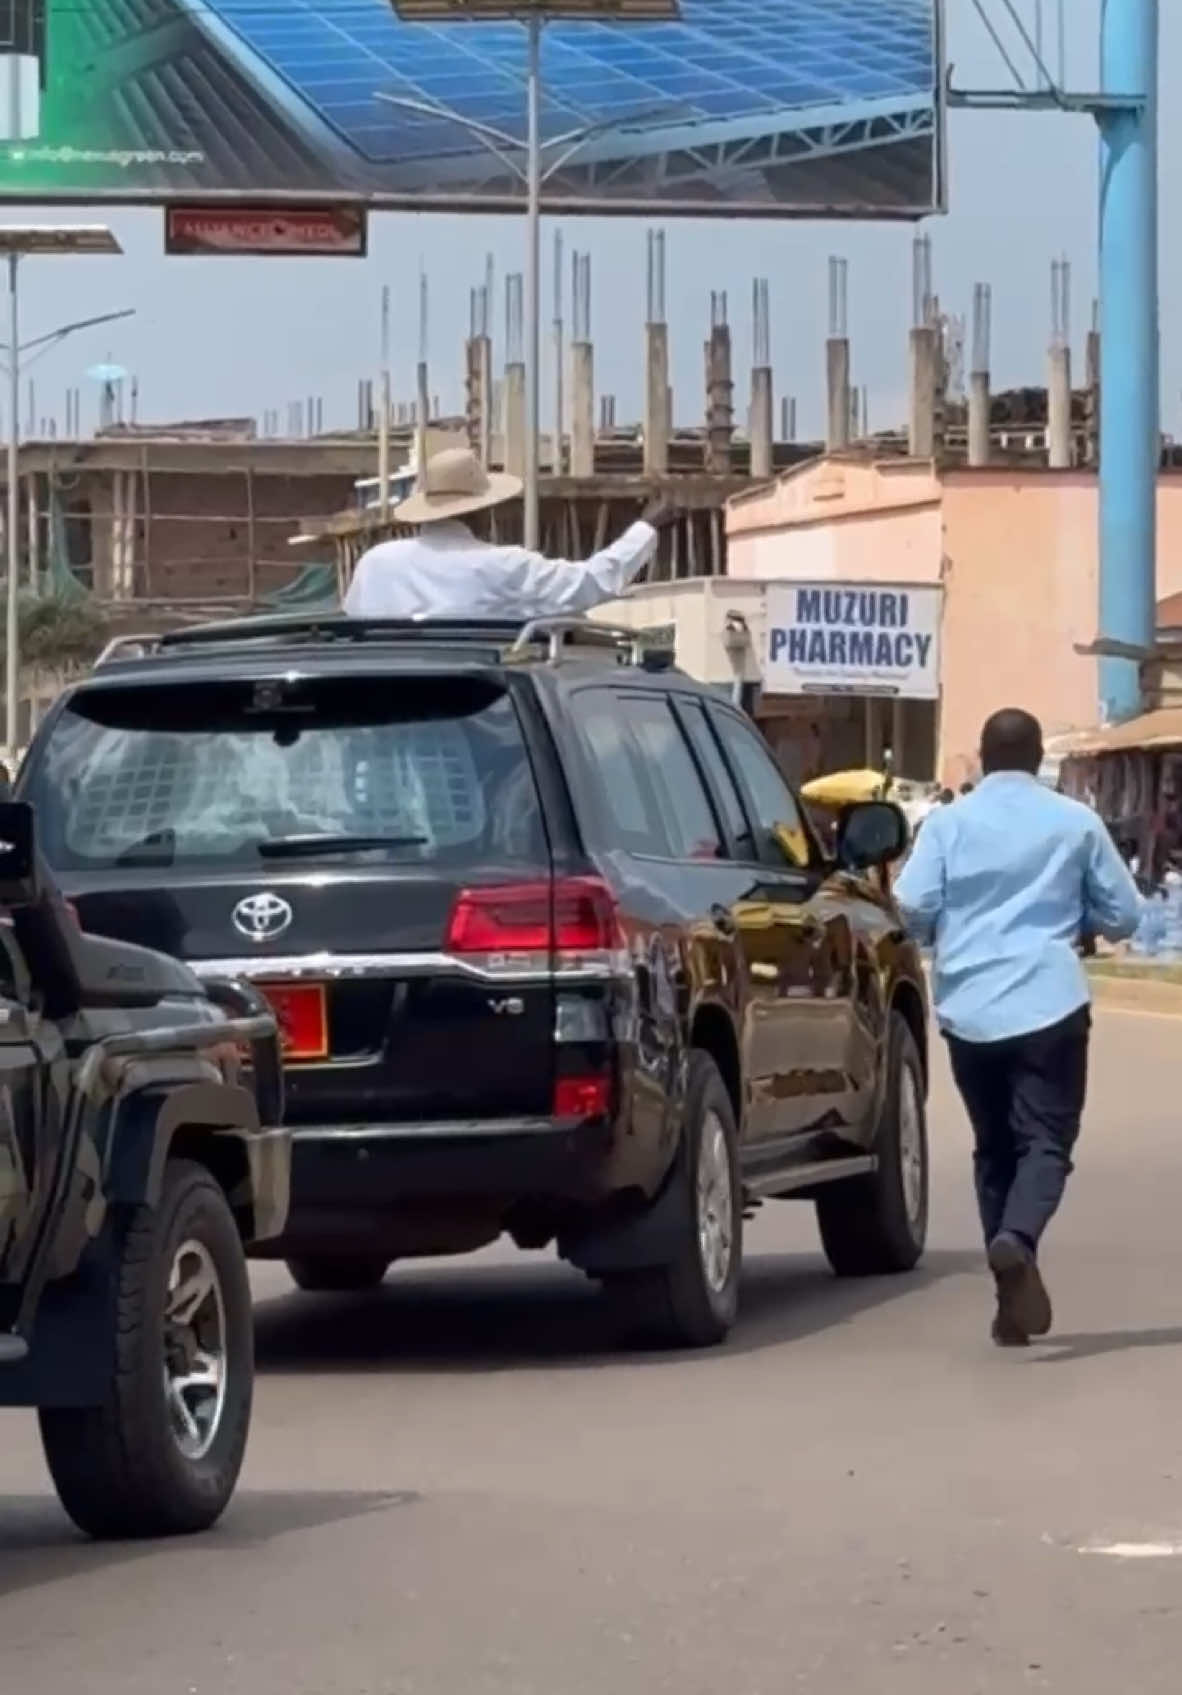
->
xmin=251 ymin=1115 xmax=622 ymax=1260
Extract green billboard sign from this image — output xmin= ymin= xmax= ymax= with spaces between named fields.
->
xmin=1 ymin=0 xmax=944 ymax=216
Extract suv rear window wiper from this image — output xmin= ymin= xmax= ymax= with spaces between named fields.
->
xmin=256 ymin=834 xmax=429 ymax=859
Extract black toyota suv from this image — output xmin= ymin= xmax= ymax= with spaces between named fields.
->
xmin=15 ymin=614 xmax=930 ymax=1348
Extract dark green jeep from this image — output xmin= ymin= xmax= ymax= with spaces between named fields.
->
xmin=0 ymin=801 xmax=289 ymax=1539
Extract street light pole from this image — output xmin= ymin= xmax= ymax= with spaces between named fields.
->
xmin=6 ymin=254 xmax=18 ymax=761
xmin=388 ymin=1 xmax=679 ymax=554
xmin=523 ymin=12 xmax=542 ymax=550
xmin=0 ymin=225 xmax=121 ymax=756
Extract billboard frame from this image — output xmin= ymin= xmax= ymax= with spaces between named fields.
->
xmin=0 ymin=0 xmax=949 ymax=220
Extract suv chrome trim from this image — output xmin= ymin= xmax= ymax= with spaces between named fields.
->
xmin=288 ymin=1116 xmax=574 ymax=1142
xmin=189 ymin=950 xmax=612 ymax=986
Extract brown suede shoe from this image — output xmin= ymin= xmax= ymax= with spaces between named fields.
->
xmin=988 ymin=1233 xmax=1052 ymax=1338
xmin=991 ymin=1310 xmax=1030 ymax=1347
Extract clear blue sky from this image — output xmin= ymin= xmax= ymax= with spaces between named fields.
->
xmin=12 ymin=0 xmax=1176 ymax=442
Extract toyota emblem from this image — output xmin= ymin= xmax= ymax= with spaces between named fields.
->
xmin=232 ymin=891 xmax=293 ymax=942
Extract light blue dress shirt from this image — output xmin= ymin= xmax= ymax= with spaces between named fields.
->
xmin=893 ymin=771 xmax=1143 ymax=1044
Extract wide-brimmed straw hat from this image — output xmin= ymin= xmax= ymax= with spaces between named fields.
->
xmin=394 ymin=447 xmax=522 ymax=525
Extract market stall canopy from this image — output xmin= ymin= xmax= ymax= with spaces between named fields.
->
xmin=1069 ymin=708 xmax=1182 ymax=757
xmin=801 ymin=768 xmax=890 ymax=807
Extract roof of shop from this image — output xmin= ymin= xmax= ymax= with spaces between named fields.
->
xmin=1069 ymin=708 xmax=1182 ymax=756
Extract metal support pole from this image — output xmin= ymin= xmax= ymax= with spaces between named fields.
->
xmin=1097 ymin=0 xmax=1158 ymax=722
xmin=552 ymin=229 xmax=564 ymax=475
xmin=6 ymin=254 xmax=18 ymax=759
xmin=523 ymin=12 xmax=542 ymax=551
xmin=378 ymin=284 xmax=392 ymax=516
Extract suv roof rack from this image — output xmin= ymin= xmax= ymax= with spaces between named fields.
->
xmin=507 ymin=616 xmax=675 ymax=670
xmin=91 ymin=612 xmax=677 ymax=672
xmin=93 ymin=633 xmax=165 ymax=667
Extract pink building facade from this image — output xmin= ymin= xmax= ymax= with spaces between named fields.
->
xmin=725 ymin=459 xmax=1182 ymax=786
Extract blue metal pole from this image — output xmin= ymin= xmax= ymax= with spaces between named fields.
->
xmin=1097 ymin=0 xmax=1159 ymax=722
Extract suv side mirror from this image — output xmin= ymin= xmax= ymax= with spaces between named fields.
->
xmin=836 ymin=800 xmax=909 ymax=872
xmin=0 ymin=802 xmax=38 ymax=905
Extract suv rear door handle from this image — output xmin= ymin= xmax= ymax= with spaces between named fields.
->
xmin=710 ymin=904 xmax=737 ymax=938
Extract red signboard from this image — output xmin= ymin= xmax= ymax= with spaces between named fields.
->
xmin=164 ymin=205 xmax=367 ymax=258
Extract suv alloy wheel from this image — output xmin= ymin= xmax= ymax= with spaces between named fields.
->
xmin=815 ymin=1010 xmax=929 ymax=1277
xmin=617 ymin=1051 xmax=744 ymax=1348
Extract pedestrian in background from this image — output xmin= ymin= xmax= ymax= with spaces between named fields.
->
xmin=893 ymin=708 xmax=1142 ymax=1347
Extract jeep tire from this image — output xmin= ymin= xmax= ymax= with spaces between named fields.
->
xmin=39 ymin=1159 xmax=253 ymax=1539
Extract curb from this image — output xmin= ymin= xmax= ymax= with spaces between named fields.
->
xmin=921 ymin=959 xmax=1182 ymax=1018
xmin=1088 ymin=973 xmax=1182 ymax=1017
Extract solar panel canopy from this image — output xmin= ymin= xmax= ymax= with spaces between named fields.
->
xmin=0 ymin=0 xmax=945 ymax=216
xmin=392 ymin=2 xmax=682 ymax=16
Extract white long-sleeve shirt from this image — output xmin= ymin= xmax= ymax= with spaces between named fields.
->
xmin=343 ymin=518 xmax=657 ymax=620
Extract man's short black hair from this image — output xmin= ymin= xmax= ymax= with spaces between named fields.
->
xmin=980 ymin=708 xmax=1044 ymax=775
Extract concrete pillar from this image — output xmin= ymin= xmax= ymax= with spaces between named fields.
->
xmin=826 ymin=338 xmax=850 ymax=451
xmin=750 ymin=365 xmax=773 ymax=480
xmin=110 ymin=471 xmax=126 ymax=600
xmin=124 ymin=466 xmax=138 ymax=597
xmin=891 ymin=698 xmax=906 ymax=780
xmin=465 ymin=337 xmax=482 ymax=456
xmin=25 ymin=474 xmax=38 ymax=588
xmin=1097 ymin=0 xmax=1159 ymax=722
xmin=569 ymin=340 xmax=594 ymax=477
xmin=705 ymin=321 xmax=733 ymax=475
xmin=1047 ymin=343 xmax=1073 ymax=469
xmin=908 ymin=326 xmax=939 ymax=459
xmin=967 ymin=370 xmax=991 ymax=467
xmin=478 ymin=338 xmax=493 ymax=471
xmin=1085 ymin=324 xmax=1101 ymax=468
xmin=415 ymin=355 xmax=430 ymax=486
xmin=504 ymin=361 xmax=526 ymax=477
xmin=644 ymin=321 xmax=670 ymax=476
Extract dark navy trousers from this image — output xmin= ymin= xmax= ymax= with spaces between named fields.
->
xmin=946 ymin=1005 xmax=1091 ymax=1253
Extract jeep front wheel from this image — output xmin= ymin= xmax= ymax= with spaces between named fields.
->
xmin=39 ymin=1158 xmax=253 ymax=1539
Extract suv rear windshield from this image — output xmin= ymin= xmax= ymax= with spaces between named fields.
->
xmin=23 ymin=673 xmax=547 ymax=873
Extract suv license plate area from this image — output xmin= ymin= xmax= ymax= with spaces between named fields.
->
xmin=257 ymin=982 xmax=329 ymax=1062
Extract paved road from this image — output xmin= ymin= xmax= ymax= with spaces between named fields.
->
xmin=2 ymin=1007 xmax=1181 ymax=1694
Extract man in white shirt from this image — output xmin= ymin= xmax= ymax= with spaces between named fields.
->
xmin=344 ymin=446 xmax=672 ymax=621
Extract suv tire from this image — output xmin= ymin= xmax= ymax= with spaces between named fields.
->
xmin=816 ymin=1010 xmax=928 ymax=1277
xmin=618 ymin=1051 xmax=743 ymax=1348
xmin=286 ymin=1255 xmax=390 ymax=1293
xmin=39 ymin=1158 xmax=253 ymax=1539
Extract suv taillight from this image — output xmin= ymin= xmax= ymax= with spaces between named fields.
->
xmin=445 ymin=876 xmax=620 ymax=971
